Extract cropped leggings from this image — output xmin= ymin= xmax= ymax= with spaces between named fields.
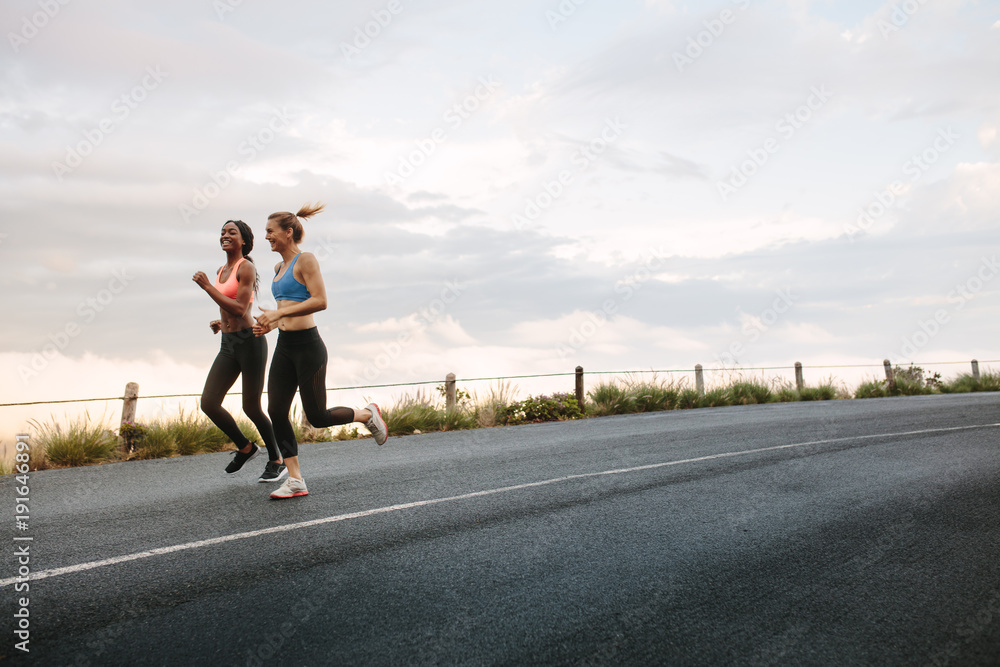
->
xmin=267 ymin=327 xmax=355 ymax=459
xmin=200 ymin=328 xmax=281 ymax=461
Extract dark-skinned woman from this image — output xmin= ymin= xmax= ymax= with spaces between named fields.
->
xmin=193 ymin=220 xmax=286 ymax=482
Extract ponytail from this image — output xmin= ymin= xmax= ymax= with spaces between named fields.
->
xmin=296 ymin=202 xmax=325 ymax=220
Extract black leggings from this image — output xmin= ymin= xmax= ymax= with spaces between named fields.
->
xmin=200 ymin=328 xmax=281 ymax=461
xmin=267 ymin=327 xmax=355 ymax=459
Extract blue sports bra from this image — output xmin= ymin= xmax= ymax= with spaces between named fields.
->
xmin=271 ymin=253 xmax=311 ymax=302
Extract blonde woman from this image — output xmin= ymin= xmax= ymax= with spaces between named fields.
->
xmin=254 ymin=203 xmax=388 ymax=499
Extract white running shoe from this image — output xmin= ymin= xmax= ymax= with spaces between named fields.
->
xmin=269 ymin=476 xmax=308 ymax=499
xmin=365 ymin=403 xmax=388 ymax=445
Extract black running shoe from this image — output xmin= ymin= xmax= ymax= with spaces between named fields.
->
xmin=225 ymin=444 xmax=260 ymax=474
xmin=258 ymin=461 xmax=288 ymax=483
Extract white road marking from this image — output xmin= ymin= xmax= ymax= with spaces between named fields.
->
xmin=3 ymin=422 xmax=997 ymax=588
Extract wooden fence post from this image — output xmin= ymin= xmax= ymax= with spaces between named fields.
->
xmin=445 ymin=373 xmax=456 ymax=412
xmin=971 ymin=359 xmax=980 ymax=381
xmin=883 ymin=359 xmax=895 ymax=391
xmin=575 ymin=366 xmax=584 ymax=409
xmin=794 ymin=362 xmax=804 ymax=392
xmin=695 ymin=364 xmax=704 ymax=395
xmin=120 ymin=382 xmax=139 ymax=452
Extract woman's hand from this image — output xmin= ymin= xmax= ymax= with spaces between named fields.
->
xmin=254 ymin=307 xmax=280 ymax=336
xmin=192 ymin=271 xmax=212 ymax=290
xmin=209 ymin=320 xmax=222 ymax=334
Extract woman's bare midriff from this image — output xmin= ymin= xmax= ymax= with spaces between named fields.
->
xmin=275 ymin=301 xmax=316 ymax=331
xmin=220 ymin=309 xmax=253 ymax=333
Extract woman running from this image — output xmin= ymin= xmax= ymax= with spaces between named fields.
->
xmin=253 ymin=203 xmax=388 ymax=500
xmin=193 ymin=220 xmax=286 ymax=482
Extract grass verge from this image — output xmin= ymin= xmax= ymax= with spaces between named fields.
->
xmin=5 ymin=367 xmax=996 ymax=472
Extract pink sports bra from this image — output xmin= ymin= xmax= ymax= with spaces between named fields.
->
xmin=214 ymin=257 xmax=253 ymax=302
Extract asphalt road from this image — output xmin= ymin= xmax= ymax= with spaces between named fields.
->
xmin=2 ymin=393 xmax=1000 ymax=666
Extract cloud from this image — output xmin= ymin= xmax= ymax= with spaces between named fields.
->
xmin=1 ymin=0 xmax=997 ymax=437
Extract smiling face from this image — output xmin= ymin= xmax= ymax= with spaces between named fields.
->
xmin=220 ymin=222 xmax=244 ymax=254
xmin=264 ymin=219 xmax=293 ymax=253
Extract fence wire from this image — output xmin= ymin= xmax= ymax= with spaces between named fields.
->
xmin=2 ymin=360 xmax=996 ymax=409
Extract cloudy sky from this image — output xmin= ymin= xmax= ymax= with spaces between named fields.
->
xmin=1 ymin=0 xmax=998 ymax=441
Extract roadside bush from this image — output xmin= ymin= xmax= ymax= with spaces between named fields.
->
xmin=119 ymin=420 xmax=147 ymax=452
xmin=32 ymin=415 xmax=117 ymax=467
xmin=976 ymin=371 xmax=1000 ymax=391
xmin=799 ymin=384 xmax=837 ymax=401
xmin=166 ymin=409 xmax=208 ymax=456
xmin=131 ymin=423 xmax=176 ymax=460
xmin=332 ymin=426 xmax=361 ymax=441
xmin=442 ymin=407 xmax=476 ymax=431
xmin=727 ymin=380 xmax=772 ymax=405
xmin=384 ymin=392 xmax=446 ymax=435
xmin=588 ymin=383 xmax=634 ymax=416
xmin=503 ymin=393 xmax=582 ymax=425
xmin=891 ymin=365 xmax=934 ymax=396
xmin=632 ymin=384 xmax=680 ymax=412
xmin=163 ymin=409 xmax=229 ymax=453
xmin=473 ymin=382 xmax=518 ymax=427
xmin=676 ymin=389 xmax=701 ymax=410
xmin=941 ymin=371 xmax=1000 ymax=393
xmin=699 ymin=388 xmax=730 ymax=408
xmin=773 ymin=387 xmax=800 ymax=402
xmin=588 ymin=376 xmax=681 ymax=416
xmin=855 ymin=381 xmax=888 ymax=399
